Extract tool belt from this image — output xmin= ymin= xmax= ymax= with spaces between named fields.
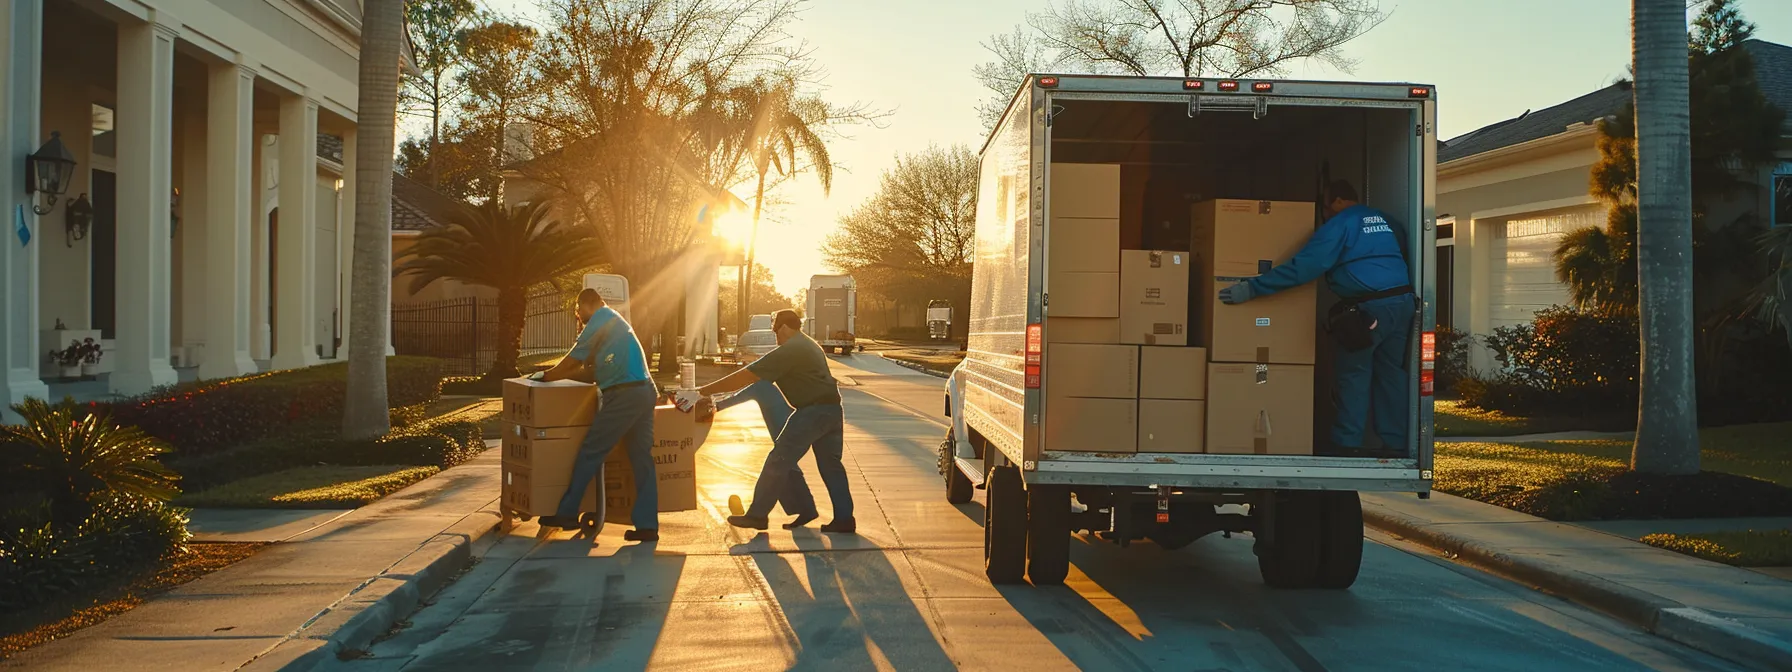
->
xmin=1325 ymin=285 xmax=1413 ymax=352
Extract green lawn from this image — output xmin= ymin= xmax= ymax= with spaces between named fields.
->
xmin=178 ymin=465 xmax=440 ymax=509
xmin=1433 ymin=422 xmax=1792 ymax=520
xmin=1434 ymin=400 xmax=1536 ymax=437
xmin=1642 ymin=530 xmax=1792 ymax=566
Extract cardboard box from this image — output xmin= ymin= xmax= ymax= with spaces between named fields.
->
xmin=1045 ymin=317 xmax=1121 ymax=345
xmin=1044 ymin=397 xmax=1137 ymax=453
xmin=1049 ymin=218 xmax=1119 ymax=274
xmin=502 ymin=378 xmax=600 ymax=427
xmin=1139 ymin=399 xmax=1206 ymax=453
xmin=1191 ymin=199 xmax=1318 ymax=364
xmin=1050 ymin=163 xmax=1120 ymax=218
xmin=498 ymin=405 xmax=713 ymax=523
xmin=501 ymin=462 xmax=598 ymax=517
xmin=1120 ymin=250 xmax=1191 ymax=345
xmin=1139 ymin=346 xmax=1206 ymax=400
xmin=1204 ymin=363 xmax=1315 ymax=455
xmin=1046 ymin=272 xmax=1119 ymax=317
xmin=1045 ymin=344 xmax=1138 ymax=399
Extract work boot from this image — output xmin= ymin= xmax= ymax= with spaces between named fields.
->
xmin=729 ymin=494 xmax=746 ymax=517
xmin=783 ymin=513 xmax=820 ymax=529
xmin=624 ymin=528 xmax=659 ymax=542
xmin=727 ymin=515 xmax=769 ymax=530
xmin=820 ymin=519 xmax=857 ymax=535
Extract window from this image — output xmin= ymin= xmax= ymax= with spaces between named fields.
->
xmin=91 ymin=103 xmax=115 ymax=158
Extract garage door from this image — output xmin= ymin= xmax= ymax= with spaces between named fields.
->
xmin=1490 ymin=206 xmax=1602 ymax=328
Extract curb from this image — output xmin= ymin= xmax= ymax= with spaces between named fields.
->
xmin=1363 ymin=503 xmax=1792 ymax=671
xmin=248 ymin=504 xmax=502 ymax=671
xmin=875 ymin=353 xmax=951 ymax=378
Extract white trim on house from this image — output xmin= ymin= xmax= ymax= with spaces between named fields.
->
xmin=1467 ymin=195 xmax=1600 ymax=222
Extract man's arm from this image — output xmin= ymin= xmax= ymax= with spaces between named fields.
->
xmin=1247 ymin=214 xmax=1348 ymax=296
xmin=538 ymin=354 xmax=584 ymax=382
xmin=540 ymin=314 xmax=603 ymax=382
xmin=698 ymin=367 xmax=760 ymax=397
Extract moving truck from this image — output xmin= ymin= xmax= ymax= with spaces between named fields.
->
xmin=806 ymin=275 xmax=857 ymax=354
xmin=926 ymin=300 xmax=953 ymax=341
xmin=943 ymin=74 xmax=1438 ymax=589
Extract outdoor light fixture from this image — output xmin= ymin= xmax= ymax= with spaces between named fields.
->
xmin=26 ymin=131 xmax=76 ymax=215
xmin=170 ymin=187 xmax=181 ymax=239
xmin=64 ymin=193 xmax=92 ymax=247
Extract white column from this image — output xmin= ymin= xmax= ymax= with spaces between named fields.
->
xmin=199 ymin=62 xmax=257 ymax=380
xmin=111 ymin=18 xmax=179 ymax=394
xmin=251 ymin=134 xmax=274 ymax=361
xmin=1 ymin=0 xmax=48 ymax=420
xmin=271 ymin=93 xmax=318 ymax=370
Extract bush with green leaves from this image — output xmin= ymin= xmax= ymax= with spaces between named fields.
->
xmin=169 ymin=418 xmax=486 ymax=492
xmin=0 ymin=400 xmax=189 ymax=613
xmin=1457 ymin=307 xmax=1640 ymax=416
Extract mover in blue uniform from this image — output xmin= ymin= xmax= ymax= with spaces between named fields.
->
xmin=533 ymin=289 xmax=660 ymax=541
xmin=1218 ymin=180 xmax=1414 ymax=458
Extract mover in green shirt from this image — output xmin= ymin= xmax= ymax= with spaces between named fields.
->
xmin=695 ymin=309 xmax=855 ymax=534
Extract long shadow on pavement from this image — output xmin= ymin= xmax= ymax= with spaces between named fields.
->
xmin=739 ymin=532 xmax=957 ymax=671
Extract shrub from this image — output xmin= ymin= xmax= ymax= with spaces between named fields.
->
xmin=1434 ymin=328 xmax=1473 ymax=392
xmin=95 ymin=357 xmax=445 ymax=457
xmin=168 ymin=418 xmax=486 ymax=492
xmin=0 ymin=497 xmax=189 ymax=612
xmin=1461 ymin=307 xmax=1639 ymax=416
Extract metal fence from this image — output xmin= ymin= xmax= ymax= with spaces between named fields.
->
xmin=391 ymin=288 xmax=578 ymax=376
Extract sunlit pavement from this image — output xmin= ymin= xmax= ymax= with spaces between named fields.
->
xmin=333 ymin=355 xmax=1739 ymax=672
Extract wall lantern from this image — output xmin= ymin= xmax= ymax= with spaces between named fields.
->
xmin=26 ymin=131 xmax=76 ymax=215
xmin=65 ymin=193 xmax=92 ymax=247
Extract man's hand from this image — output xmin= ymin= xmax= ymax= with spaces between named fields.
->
xmin=674 ymin=390 xmax=704 ymax=413
xmin=527 ymin=370 xmax=546 ymax=381
xmin=1219 ymin=281 xmax=1255 ymax=305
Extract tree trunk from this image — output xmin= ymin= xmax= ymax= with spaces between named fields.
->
xmin=342 ymin=0 xmax=405 ymax=440
xmin=485 ymin=286 xmax=526 ymax=382
xmin=740 ymin=169 xmax=769 ymax=333
xmin=1630 ymin=0 xmax=1700 ymax=475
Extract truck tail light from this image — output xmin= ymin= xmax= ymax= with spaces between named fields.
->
xmin=1025 ymin=323 xmax=1043 ymax=388
xmin=1420 ymin=331 xmax=1436 ymax=396
xmin=1409 ymin=86 xmax=1432 ymax=98
xmin=1182 ymin=80 xmax=1203 ymax=90
xmin=1251 ymin=82 xmax=1273 ymax=92
xmin=1217 ymin=80 xmax=1239 ymax=92
xmin=1038 ymin=76 xmax=1060 ymax=88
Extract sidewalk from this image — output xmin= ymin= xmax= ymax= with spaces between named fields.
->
xmin=5 ymin=450 xmax=502 ymax=672
xmin=1364 ymin=491 xmax=1792 ymax=671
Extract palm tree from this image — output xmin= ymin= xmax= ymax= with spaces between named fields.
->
xmin=1630 ymin=0 xmax=1699 ymax=475
xmin=1755 ymin=225 xmax=1792 ymax=349
xmin=343 ymin=0 xmax=407 ymax=440
xmin=395 ymin=201 xmax=602 ymax=383
xmin=733 ymin=80 xmax=834 ymax=332
xmin=1 ymin=398 xmax=179 ymax=524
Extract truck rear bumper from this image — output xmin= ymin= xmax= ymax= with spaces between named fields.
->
xmin=1027 ymin=453 xmax=1432 ymax=492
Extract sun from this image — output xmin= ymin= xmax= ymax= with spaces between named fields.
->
xmin=714 ymin=209 xmax=755 ymax=250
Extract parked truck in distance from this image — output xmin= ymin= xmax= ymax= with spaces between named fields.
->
xmin=805 ymin=275 xmax=857 ymax=354
xmin=945 ymin=73 xmax=1437 ymax=590
xmin=926 ymin=300 xmax=953 ymax=341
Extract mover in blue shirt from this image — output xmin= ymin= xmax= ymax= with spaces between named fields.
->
xmin=1218 ymin=180 xmax=1415 ymax=458
xmin=534 ymin=288 xmax=660 ymax=541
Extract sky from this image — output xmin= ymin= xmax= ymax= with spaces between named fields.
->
xmin=483 ymin=0 xmax=1792 ymax=297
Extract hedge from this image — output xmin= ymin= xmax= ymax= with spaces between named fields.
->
xmin=0 ymin=496 xmax=189 ymax=613
xmin=94 ymin=357 xmax=445 ymax=458
xmin=169 ymin=417 xmax=485 ymax=492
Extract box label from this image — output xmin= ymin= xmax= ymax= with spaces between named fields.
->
xmin=1255 ymin=317 xmax=1271 ymax=327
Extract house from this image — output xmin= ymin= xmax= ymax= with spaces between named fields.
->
xmin=0 ymin=0 xmax=385 ymax=416
xmin=1435 ymin=38 xmax=1792 ymax=369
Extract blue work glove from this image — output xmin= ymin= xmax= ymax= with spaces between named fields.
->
xmin=1218 ymin=281 xmax=1256 ymax=305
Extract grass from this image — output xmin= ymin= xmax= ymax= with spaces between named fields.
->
xmin=179 ymin=465 xmax=441 ymax=509
xmin=1 ymin=542 xmax=264 ymax=658
xmin=879 ymin=348 xmax=965 ymax=376
xmin=1642 ymin=530 xmax=1792 ymax=567
xmin=1433 ymin=422 xmax=1792 ymax=520
xmin=1434 ymin=400 xmax=1537 ymax=437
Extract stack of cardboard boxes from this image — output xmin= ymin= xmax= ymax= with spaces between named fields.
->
xmin=500 ymin=379 xmax=711 ymax=525
xmin=1041 ymin=164 xmax=1316 ymax=456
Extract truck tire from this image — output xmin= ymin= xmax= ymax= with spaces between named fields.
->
xmin=942 ymin=433 xmax=974 ymax=504
xmin=984 ymin=465 xmax=1028 ymax=584
xmin=1026 ymin=484 xmax=1071 ymax=585
xmin=1257 ymin=491 xmax=1322 ymax=589
xmin=1313 ymin=491 xmax=1364 ymax=589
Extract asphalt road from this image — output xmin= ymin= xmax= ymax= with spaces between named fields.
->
xmin=333 ymin=354 xmax=1738 ymax=672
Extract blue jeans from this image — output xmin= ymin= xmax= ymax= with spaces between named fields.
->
xmin=747 ymin=403 xmax=851 ymax=521
xmin=556 ymin=383 xmax=658 ymax=528
xmin=717 ymin=381 xmax=817 ymax=517
xmin=1332 ymin=294 xmax=1414 ymax=450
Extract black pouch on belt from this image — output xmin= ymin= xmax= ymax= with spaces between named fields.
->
xmin=1325 ymin=285 xmax=1413 ymax=353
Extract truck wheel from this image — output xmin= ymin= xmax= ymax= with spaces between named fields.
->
xmin=984 ymin=465 xmax=1028 ymax=584
xmin=1257 ymin=491 xmax=1322 ymax=589
xmin=1313 ymin=491 xmax=1364 ymax=589
xmin=1026 ymin=484 xmax=1071 ymax=585
xmin=942 ymin=433 xmax=973 ymax=504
